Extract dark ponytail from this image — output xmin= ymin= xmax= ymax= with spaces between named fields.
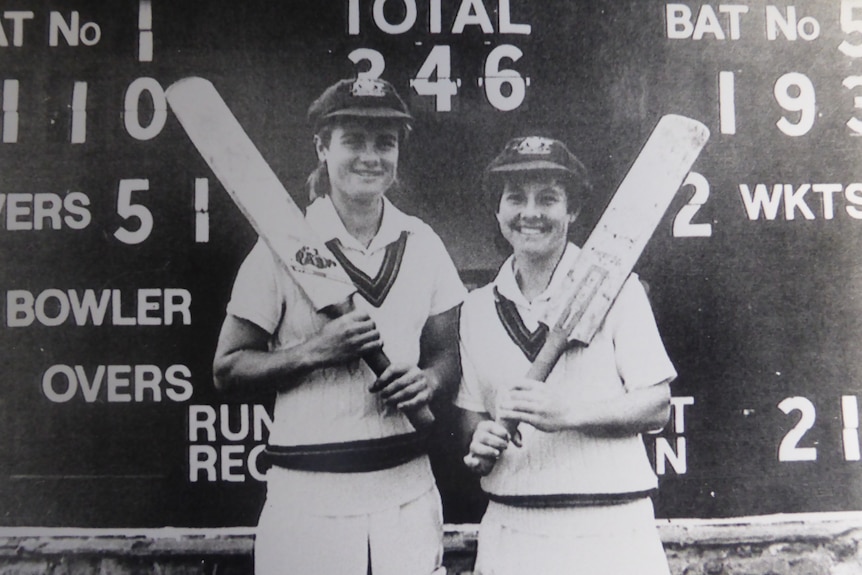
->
xmin=306 ymin=162 xmax=331 ymax=202
xmin=306 ymin=125 xmax=335 ymax=201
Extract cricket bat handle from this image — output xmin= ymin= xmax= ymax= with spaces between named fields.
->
xmin=363 ymin=347 xmax=436 ymax=430
xmin=322 ymin=299 xmax=435 ymax=430
xmin=466 ymin=325 xmax=570 ymax=471
xmin=498 ymin=329 xmax=570 ymax=439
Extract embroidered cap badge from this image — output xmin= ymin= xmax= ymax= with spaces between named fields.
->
xmin=350 ymin=78 xmax=387 ymax=98
xmin=516 ymin=136 xmax=554 ymax=155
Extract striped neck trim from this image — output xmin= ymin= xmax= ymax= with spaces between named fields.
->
xmin=325 ymin=231 xmax=408 ymax=307
xmin=493 ymin=287 xmax=548 ymax=362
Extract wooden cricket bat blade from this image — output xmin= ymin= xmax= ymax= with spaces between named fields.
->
xmin=562 ymin=114 xmax=709 ymax=346
xmin=166 ymin=77 xmax=435 ymax=430
xmin=165 ymin=77 xmax=356 ymax=311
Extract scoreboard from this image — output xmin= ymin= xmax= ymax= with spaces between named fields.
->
xmin=2 ymin=0 xmax=862 ymax=527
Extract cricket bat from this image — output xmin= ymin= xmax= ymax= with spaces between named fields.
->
xmin=530 ymin=114 xmax=710 ymax=376
xmin=166 ymin=77 xmax=434 ymax=430
xmin=468 ymin=115 xmax=709 ymax=466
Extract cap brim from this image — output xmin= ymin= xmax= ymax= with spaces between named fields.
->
xmin=488 ymin=160 xmax=573 ymax=173
xmin=323 ymin=108 xmax=413 ymax=121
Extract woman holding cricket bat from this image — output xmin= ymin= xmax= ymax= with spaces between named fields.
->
xmin=213 ymin=77 xmax=465 ymax=575
xmin=456 ymin=136 xmax=676 ymax=574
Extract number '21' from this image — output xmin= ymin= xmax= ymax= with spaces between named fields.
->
xmin=778 ymin=396 xmax=861 ymax=462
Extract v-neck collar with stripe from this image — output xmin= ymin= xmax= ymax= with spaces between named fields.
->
xmin=306 ymin=196 xmax=416 ymax=307
xmin=492 ymin=243 xmax=581 ymax=359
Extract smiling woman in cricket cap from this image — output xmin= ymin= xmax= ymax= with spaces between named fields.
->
xmin=454 ymin=135 xmax=677 ymax=575
xmin=305 ymin=77 xmax=413 ymax=202
xmin=212 ymin=77 xmax=466 ymax=575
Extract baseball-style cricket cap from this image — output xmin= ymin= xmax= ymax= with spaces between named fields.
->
xmin=307 ymin=78 xmax=413 ymax=128
xmin=486 ymin=136 xmax=586 ymax=176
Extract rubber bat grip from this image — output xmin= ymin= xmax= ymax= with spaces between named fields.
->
xmin=322 ymin=299 xmax=435 ymax=430
xmin=499 ymin=330 xmax=570 ymax=439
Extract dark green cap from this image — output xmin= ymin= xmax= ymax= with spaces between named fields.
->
xmin=486 ymin=136 xmax=586 ymax=176
xmin=308 ymin=78 xmax=413 ymax=128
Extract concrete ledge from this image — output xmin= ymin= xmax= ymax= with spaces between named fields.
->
xmin=659 ymin=513 xmax=862 ymax=575
xmin=1 ymin=512 xmax=861 ymax=574
xmin=660 ymin=512 xmax=862 ymax=545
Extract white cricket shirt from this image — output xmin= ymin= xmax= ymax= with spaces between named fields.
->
xmin=456 ymin=242 xmax=677 ymax=497
xmin=227 ymin=195 xmax=466 ymax=514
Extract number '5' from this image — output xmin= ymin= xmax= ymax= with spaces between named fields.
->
xmin=113 ymin=178 xmax=153 ymax=245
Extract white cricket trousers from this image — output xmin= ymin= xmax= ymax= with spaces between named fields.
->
xmin=474 ymin=497 xmax=671 ymax=575
xmin=255 ymin=485 xmax=444 ymax=575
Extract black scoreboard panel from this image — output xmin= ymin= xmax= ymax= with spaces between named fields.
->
xmin=2 ymin=0 xmax=862 ymax=527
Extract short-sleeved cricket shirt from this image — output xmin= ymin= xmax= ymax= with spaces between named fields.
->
xmin=227 ymin=195 xmax=466 ymax=514
xmin=456 ymin=242 xmax=677 ymax=497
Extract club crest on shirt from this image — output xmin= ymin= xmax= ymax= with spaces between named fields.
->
xmin=295 ymin=246 xmax=336 ymax=270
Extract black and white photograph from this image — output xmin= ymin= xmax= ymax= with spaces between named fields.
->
xmin=1 ymin=1 xmax=862 ymax=574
